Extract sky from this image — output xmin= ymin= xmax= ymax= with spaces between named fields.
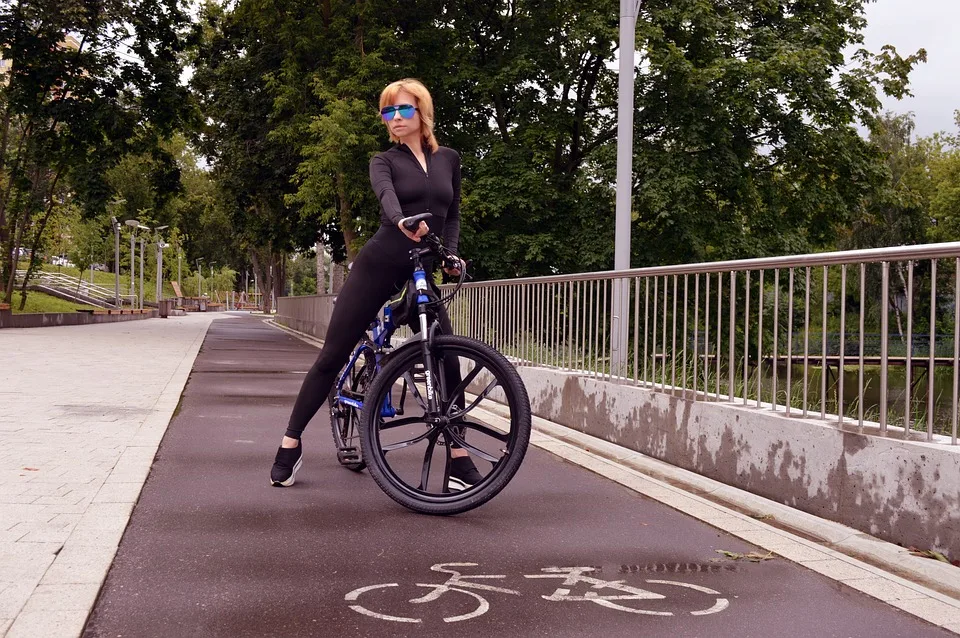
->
xmin=859 ymin=0 xmax=960 ymax=138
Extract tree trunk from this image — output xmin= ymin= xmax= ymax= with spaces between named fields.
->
xmin=274 ymin=253 xmax=285 ymax=301
xmin=893 ymin=262 xmax=908 ymax=345
xmin=334 ymin=171 xmax=359 ymax=263
xmin=315 ymin=240 xmax=326 ymax=294
xmin=331 ymin=261 xmax=346 ymax=293
xmin=18 ymin=167 xmax=64 ymax=310
xmin=249 ymin=245 xmax=275 ymax=314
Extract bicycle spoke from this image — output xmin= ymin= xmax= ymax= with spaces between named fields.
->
xmin=456 ymin=418 xmax=509 ymax=442
xmin=448 ymin=362 xmax=485 ymax=407
xmin=402 ymin=370 xmax=429 ymax=411
xmin=380 ymin=425 xmax=441 ymax=452
xmin=450 ymin=379 xmax=500 ymax=419
xmin=418 ymin=431 xmax=440 ymax=490
xmin=378 ymin=416 xmax=430 ymax=431
xmin=445 ymin=429 xmax=501 ymax=463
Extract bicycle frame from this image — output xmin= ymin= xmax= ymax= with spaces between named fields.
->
xmin=332 ymin=306 xmax=400 ymax=418
xmin=332 ymin=226 xmax=460 ymax=422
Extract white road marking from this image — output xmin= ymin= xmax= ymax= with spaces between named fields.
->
xmin=644 ymin=579 xmax=730 ymax=616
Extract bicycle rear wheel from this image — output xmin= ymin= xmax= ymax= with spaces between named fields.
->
xmin=359 ymin=335 xmax=530 ymax=515
xmin=330 ymin=348 xmax=375 ymax=471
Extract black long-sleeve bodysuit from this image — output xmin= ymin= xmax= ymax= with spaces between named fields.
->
xmin=285 ymin=143 xmax=462 ymax=437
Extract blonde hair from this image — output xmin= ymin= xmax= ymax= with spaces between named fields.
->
xmin=379 ymin=78 xmax=439 ymax=152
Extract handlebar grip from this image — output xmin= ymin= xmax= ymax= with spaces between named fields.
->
xmin=401 ymin=212 xmax=432 ymax=231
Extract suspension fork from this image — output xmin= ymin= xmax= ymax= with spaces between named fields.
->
xmin=413 ymin=266 xmax=440 ymax=415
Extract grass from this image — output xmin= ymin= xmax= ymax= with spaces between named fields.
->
xmin=7 ymin=291 xmax=98 ymax=314
xmin=14 ymin=262 xmax=195 ymax=303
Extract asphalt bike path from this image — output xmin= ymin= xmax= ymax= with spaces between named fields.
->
xmin=82 ymin=315 xmax=951 ymax=637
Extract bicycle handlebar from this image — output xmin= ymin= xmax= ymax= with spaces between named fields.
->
xmin=398 ymin=214 xmax=468 ymax=305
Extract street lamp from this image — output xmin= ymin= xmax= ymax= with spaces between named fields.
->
xmin=611 ymin=0 xmax=639 ymax=376
xmin=154 ymin=226 xmax=168 ymax=303
xmin=138 ymin=224 xmax=150 ymax=310
xmin=111 ymin=216 xmax=120 ymax=307
xmin=124 ymin=219 xmax=140 ymax=306
xmin=196 ymin=257 xmax=204 ymax=297
xmin=209 ymin=261 xmax=218 ymax=304
xmin=176 ymin=233 xmax=187 ymax=291
xmin=108 ymin=198 xmax=126 ymax=307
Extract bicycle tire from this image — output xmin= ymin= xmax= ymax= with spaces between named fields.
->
xmin=359 ymin=335 xmax=530 ymax=515
xmin=330 ymin=348 xmax=375 ymax=471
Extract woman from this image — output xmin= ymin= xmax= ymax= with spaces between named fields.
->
xmin=270 ymin=78 xmax=481 ymax=490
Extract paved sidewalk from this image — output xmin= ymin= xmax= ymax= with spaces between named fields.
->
xmin=0 ymin=313 xmax=220 ymax=636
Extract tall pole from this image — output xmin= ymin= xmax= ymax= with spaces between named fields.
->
xmin=129 ymin=230 xmax=136 ymax=301
xmin=139 ymin=237 xmax=145 ymax=310
xmin=113 ymin=221 xmax=120 ymax=307
xmin=611 ymin=0 xmax=638 ymax=377
xmin=156 ymin=243 xmax=162 ymax=303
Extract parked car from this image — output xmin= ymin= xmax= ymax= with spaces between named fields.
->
xmin=51 ymin=256 xmax=74 ymax=267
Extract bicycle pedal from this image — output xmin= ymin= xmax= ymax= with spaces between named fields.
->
xmin=337 ymin=447 xmax=361 ymax=463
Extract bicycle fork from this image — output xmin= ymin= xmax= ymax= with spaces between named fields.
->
xmin=413 ymin=267 xmax=439 ymax=415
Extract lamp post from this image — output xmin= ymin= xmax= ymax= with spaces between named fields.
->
xmin=137 ymin=224 xmax=150 ymax=310
xmin=611 ymin=0 xmax=639 ymax=377
xmin=207 ymin=261 xmax=217 ymax=308
xmin=196 ymin=258 xmax=204 ymax=297
xmin=124 ymin=219 xmax=140 ymax=306
xmin=154 ymin=226 xmax=168 ymax=303
xmin=111 ymin=216 xmax=120 ymax=307
xmin=176 ymin=234 xmax=185 ymax=290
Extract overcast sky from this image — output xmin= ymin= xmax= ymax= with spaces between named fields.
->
xmin=859 ymin=0 xmax=960 ymax=138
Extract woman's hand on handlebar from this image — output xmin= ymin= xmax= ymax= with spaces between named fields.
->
xmin=398 ymin=218 xmax=429 ymax=242
xmin=443 ymin=255 xmax=463 ymax=277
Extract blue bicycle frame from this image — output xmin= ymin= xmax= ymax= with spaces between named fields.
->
xmin=332 ymin=305 xmax=401 ymax=418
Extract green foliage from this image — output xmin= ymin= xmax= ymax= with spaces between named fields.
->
xmin=67 ymin=216 xmax=111 ymax=274
xmin=287 ymin=253 xmax=318 ymax=297
xmin=0 ymin=0 xmax=194 ymax=306
xmin=628 ymin=0 xmax=926 ymax=266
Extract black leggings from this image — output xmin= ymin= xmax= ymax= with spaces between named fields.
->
xmin=285 ymin=241 xmax=460 ymax=438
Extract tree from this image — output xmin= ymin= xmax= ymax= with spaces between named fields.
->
xmin=925 ymin=112 xmax=960 ymax=243
xmin=190 ymin=0 xmax=315 ymax=312
xmin=626 ymin=0 xmax=926 ymax=267
xmin=0 ymin=0 xmax=193 ymax=307
xmin=191 ymin=0 xmax=927 ymax=292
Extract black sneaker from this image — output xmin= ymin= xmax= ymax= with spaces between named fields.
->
xmin=448 ymin=456 xmax=483 ymax=491
xmin=270 ymin=441 xmax=303 ymax=487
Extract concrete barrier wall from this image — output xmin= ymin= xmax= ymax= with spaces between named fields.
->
xmin=503 ymin=366 xmax=960 ymax=560
xmin=276 ymin=294 xmax=335 ymax=341
xmin=0 ymin=310 xmax=158 ymax=329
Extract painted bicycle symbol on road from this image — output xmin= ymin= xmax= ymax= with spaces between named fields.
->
xmin=345 ymin=562 xmax=729 ymax=623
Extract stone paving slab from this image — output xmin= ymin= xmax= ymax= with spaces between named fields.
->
xmin=0 ymin=314 xmax=219 ymax=636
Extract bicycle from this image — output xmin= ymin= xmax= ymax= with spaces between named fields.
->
xmin=329 ymin=213 xmax=531 ymax=515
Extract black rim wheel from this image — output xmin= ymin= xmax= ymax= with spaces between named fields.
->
xmin=359 ymin=335 xmax=530 ymax=515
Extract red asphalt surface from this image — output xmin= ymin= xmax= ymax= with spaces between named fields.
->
xmin=82 ymin=315 xmax=952 ymax=638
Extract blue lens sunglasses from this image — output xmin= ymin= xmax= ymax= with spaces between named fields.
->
xmin=380 ymin=104 xmax=418 ymax=121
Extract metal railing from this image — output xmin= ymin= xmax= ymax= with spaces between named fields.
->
xmin=15 ymin=270 xmax=136 ymax=308
xmin=445 ymin=242 xmax=960 ymax=445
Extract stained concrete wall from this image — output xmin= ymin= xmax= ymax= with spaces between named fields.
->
xmin=499 ymin=366 xmax=960 ymax=560
xmin=0 ymin=310 xmax=158 ymax=329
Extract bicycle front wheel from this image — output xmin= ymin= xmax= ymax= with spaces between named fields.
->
xmin=359 ymin=335 xmax=530 ymax=515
